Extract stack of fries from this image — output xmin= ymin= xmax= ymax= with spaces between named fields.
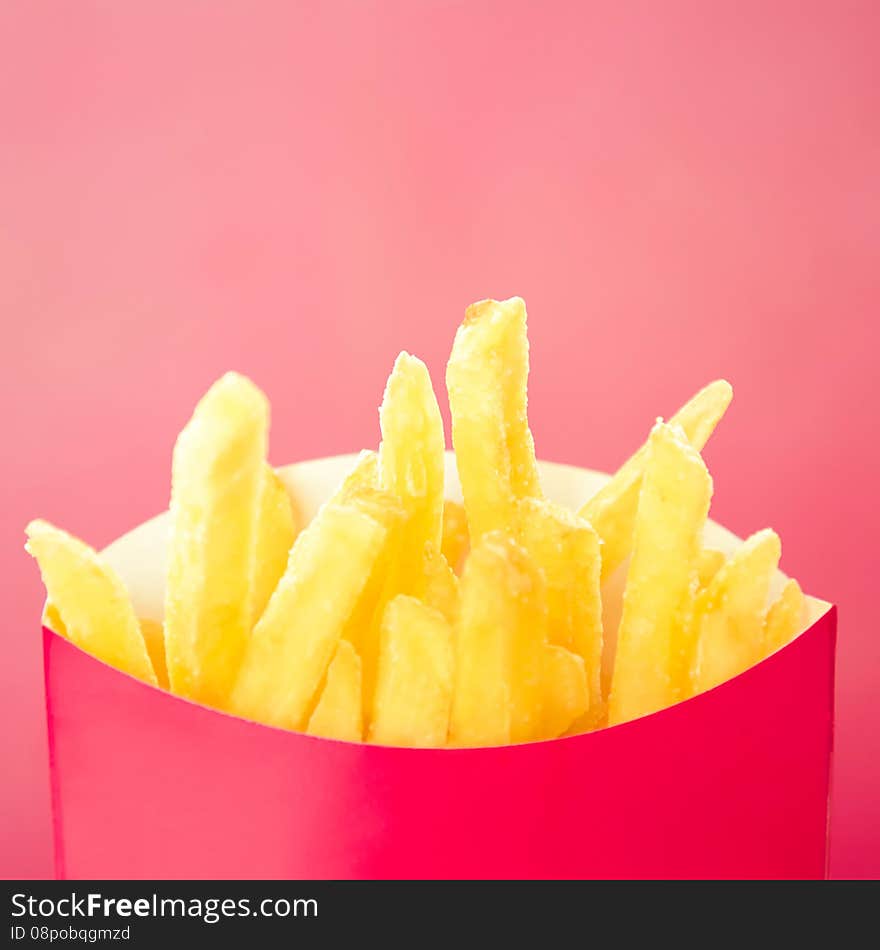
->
xmin=26 ymin=297 xmax=807 ymax=747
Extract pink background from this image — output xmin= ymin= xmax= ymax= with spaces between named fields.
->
xmin=1 ymin=1 xmax=877 ymax=878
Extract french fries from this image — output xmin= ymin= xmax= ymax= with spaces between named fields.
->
xmin=370 ymin=596 xmax=454 ymax=747
xmin=690 ymin=529 xmax=781 ymax=695
xmin=307 ymin=640 xmax=363 ymax=742
xmin=334 ymin=450 xmax=379 ymax=501
xmin=139 ymin=617 xmax=169 ymax=690
xmin=608 ymin=423 xmax=713 ymax=726
xmin=28 ymin=295 xmax=814 ymax=750
xmin=229 ymin=501 xmax=389 ymax=731
xmin=764 ymin=578 xmax=806 ymax=654
xmin=696 ymin=548 xmax=726 ymax=589
xmin=164 ymin=372 xmax=268 ymax=707
xmin=26 ymin=520 xmax=157 ymax=686
xmin=450 ymin=531 xmax=547 ymax=747
xmin=579 ymin=380 xmax=732 ymax=581
xmin=378 ymin=353 xmax=445 ymax=569
xmin=419 ymin=542 xmax=461 ymax=625
xmin=338 ymin=486 xmax=409 ymax=718
xmin=42 ymin=602 xmax=66 ymax=637
xmin=449 ymin=533 xmax=512 ymax=747
xmin=251 ymin=465 xmax=298 ymax=625
xmin=447 ymin=297 xmax=542 ymax=542
xmin=333 ymin=353 xmax=448 ymax=720
xmin=542 ymin=644 xmax=589 ymax=739
xmin=441 ymin=500 xmax=469 ymax=574
xmin=517 ymin=497 xmax=604 ymax=728
xmin=502 ymin=535 xmax=549 ymax=745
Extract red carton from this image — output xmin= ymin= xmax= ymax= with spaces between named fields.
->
xmin=43 ymin=456 xmax=835 ymax=879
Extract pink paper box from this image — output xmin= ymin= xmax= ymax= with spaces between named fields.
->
xmin=42 ymin=456 xmax=836 ymax=879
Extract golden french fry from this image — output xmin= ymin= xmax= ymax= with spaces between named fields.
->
xmin=337 ymin=486 xmax=409 ymax=719
xmin=376 ymin=352 xmax=446 ymax=608
xmin=446 ymin=297 xmax=542 ymax=542
xmin=450 ymin=531 xmax=547 ymax=747
xmin=450 ymin=537 xmax=510 ymax=747
xmin=369 ymin=595 xmax=454 ymax=747
xmin=542 ymin=644 xmax=589 ymax=739
xmin=678 ymin=552 xmax=729 ymax=697
xmin=696 ymin=548 xmax=726 ymax=589
xmin=334 ymin=450 xmax=379 ymax=502
xmin=441 ymin=500 xmax=470 ymax=574
xmin=579 ymin=380 xmax=732 ymax=581
xmin=230 ymin=501 xmax=389 ymax=730
xmin=25 ymin=520 xmax=157 ymax=686
xmin=45 ymin=590 xmax=171 ymax=701
xmin=677 ymin=549 xmax=725 ymax=674
xmin=496 ymin=533 xmax=547 ymax=744
xmin=608 ymin=423 xmax=713 ymax=726
xmin=251 ymin=465 xmax=298 ymax=625
xmin=307 ymin=640 xmax=363 ymax=742
xmin=690 ymin=529 xmax=781 ymax=696
xmin=139 ymin=618 xmax=169 ymax=690
xmin=763 ymin=578 xmax=806 ymax=654
xmin=419 ymin=542 xmax=461 ymax=625
xmin=517 ymin=497 xmax=604 ymax=729
xmin=164 ymin=372 xmax=268 ymax=707
xmin=598 ymin=563 xmax=626 ymax=707
xmin=378 ymin=352 xmax=445 ymax=562
xmin=42 ymin=602 xmax=66 ymax=637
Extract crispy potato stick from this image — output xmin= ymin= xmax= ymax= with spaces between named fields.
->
xmin=579 ymin=380 xmax=731 ymax=581
xmin=139 ymin=618 xmax=169 ymax=690
xmin=307 ymin=640 xmax=363 ymax=742
xmin=337 ymin=487 xmax=408 ymax=719
xmin=25 ymin=520 xmax=157 ymax=686
xmin=378 ymin=352 xmax=445 ymax=551
xmin=690 ymin=529 xmax=781 ymax=696
xmin=164 ymin=372 xmax=268 ymax=707
xmin=450 ymin=534 xmax=512 ymax=747
xmin=419 ymin=542 xmax=461 ymax=625
xmin=370 ymin=596 xmax=454 ymax=747
xmin=518 ymin=497 xmax=604 ymax=729
xmin=251 ymin=465 xmax=298 ymax=626
xmin=230 ymin=502 xmax=388 ymax=730
xmin=496 ymin=533 xmax=547 ymax=744
xmin=447 ymin=297 xmax=542 ymax=541
xmin=450 ymin=531 xmax=547 ymax=747
xmin=763 ymin=578 xmax=806 ymax=654
xmin=42 ymin=602 xmax=66 ymax=637
xmin=679 ymin=550 xmax=727 ymax=688
xmin=441 ymin=500 xmax=470 ymax=574
xmin=333 ymin=450 xmax=379 ymax=502
xmin=378 ymin=353 xmax=446 ymax=602
xmin=542 ymin=645 xmax=589 ymax=739
xmin=696 ymin=548 xmax=726 ymax=589
xmin=598 ymin=561 xmax=626 ymax=706
xmin=608 ymin=423 xmax=713 ymax=726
